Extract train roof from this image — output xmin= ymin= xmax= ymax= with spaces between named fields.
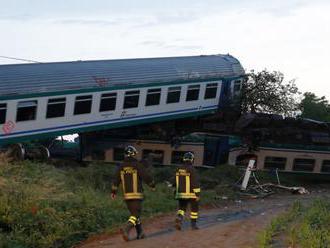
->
xmin=0 ymin=54 xmax=245 ymax=100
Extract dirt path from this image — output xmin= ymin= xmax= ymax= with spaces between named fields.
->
xmin=78 ymin=189 xmax=329 ymax=248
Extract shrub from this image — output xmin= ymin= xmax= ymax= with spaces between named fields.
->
xmin=0 ymin=161 xmax=217 ymax=247
xmin=199 ymin=164 xmax=241 ymax=189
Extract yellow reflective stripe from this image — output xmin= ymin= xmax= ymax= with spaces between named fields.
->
xmin=177 ymin=210 xmax=185 ymax=216
xmin=186 ymin=175 xmax=190 ymax=195
xmin=175 ymin=174 xmax=179 ymax=192
xmin=175 ymin=193 xmax=197 ymax=199
xmin=193 ymin=188 xmax=201 ymax=193
xmin=124 ymin=193 xmax=143 ymax=199
xmin=133 ymin=171 xmax=138 ymax=193
xmin=128 ymin=216 xmax=137 ymax=225
xmin=120 ymin=171 xmax=126 ymax=193
xmin=190 ymin=212 xmax=198 ymax=219
xmin=129 ymin=216 xmax=137 ymax=221
xmin=129 ymin=219 xmax=136 ymax=224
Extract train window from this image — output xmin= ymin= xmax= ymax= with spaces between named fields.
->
xmin=321 ymin=160 xmax=330 ymax=173
xmin=74 ymin=95 xmax=92 ymax=115
xmin=91 ymin=149 xmax=105 ymax=160
xmin=293 ymin=158 xmax=315 ymax=172
xmin=142 ymin=149 xmax=164 ymax=164
xmin=124 ymin=90 xmax=140 ymax=109
xmin=146 ymin=88 xmax=161 ymax=106
xmin=235 ymin=154 xmax=257 ymax=167
xmin=0 ymin=103 xmax=6 ymax=124
xmin=113 ymin=147 xmax=125 ymax=161
xmin=171 ymin=151 xmax=190 ymax=164
xmin=233 ymin=80 xmax=241 ymax=93
xmin=204 ymin=83 xmax=218 ymax=99
xmin=186 ymin=85 xmax=200 ymax=101
xmin=167 ymin=86 xmax=181 ymax=104
xmin=100 ymin=93 xmax=117 ymax=112
xmin=16 ymin=100 xmax=38 ymax=122
xmin=264 ymin=156 xmax=286 ymax=170
xmin=46 ymin=98 xmax=66 ymax=118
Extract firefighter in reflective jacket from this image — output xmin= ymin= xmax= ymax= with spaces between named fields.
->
xmin=175 ymin=152 xmax=200 ymax=230
xmin=111 ymin=145 xmax=156 ymax=241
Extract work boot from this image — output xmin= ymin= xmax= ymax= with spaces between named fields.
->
xmin=175 ymin=214 xmax=184 ymax=230
xmin=120 ymin=222 xmax=134 ymax=241
xmin=135 ymin=223 xmax=146 ymax=239
xmin=191 ymin=219 xmax=199 ymax=230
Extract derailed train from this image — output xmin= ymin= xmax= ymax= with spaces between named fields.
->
xmin=0 ymin=54 xmax=245 ymax=146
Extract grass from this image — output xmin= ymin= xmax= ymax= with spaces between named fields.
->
xmin=258 ymin=201 xmax=302 ymax=248
xmin=258 ymin=199 xmax=330 ymax=248
xmin=0 ymin=161 xmax=225 ymax=248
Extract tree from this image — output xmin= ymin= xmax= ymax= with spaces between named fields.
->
xmin=299 ymin=92 xmax=330 ymax=122
xmin=240 ymin=70 xmax=300 ymax=116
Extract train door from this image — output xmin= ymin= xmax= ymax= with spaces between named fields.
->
xmin=203 ymin=136 xmax=229 ymax=166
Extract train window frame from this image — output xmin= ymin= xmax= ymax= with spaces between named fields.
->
xmin=233 ymin=80 xmax=242 ymax=93
xmin=100 ymin=92 xmax=117 ymax=112
xmin=16 ymin=100 xmax=38 ymax=122
xmin=74 ymin=95 xmax=93 ymax=115
xmin=235 ymin=154 xmax=256 ymax=167
xmin=46 ymin=97 xmax=66 ymax=119
xmin=171 ymin=151 xmax=191 ymax=164
xmin=0 ymin=103 xmax=7 ymax=124
xmin=293 ymin=158 xmax=315 ymax=172
xmin=264 ymin=156 xmax=287 ymax=170
xmin=113 ymin=147 xmax=125 ymax=161
xmin=166 ymin=86 xmax=181 ymax=104
xmin=186 ymin=85 xmax=200 ymax=101
xmin=91 ymin=148 xmax=106 ymax=160
xmin=142 ymin=149 xmax=164 ymax=164
xmin=123 ymin=90 xmax=140 ymax=109
xmin=321 ymin=160 xmax=330 ymax=173
xmin=204 ymin=83 xmax=218 ymax=99
xmin=145 ymin=88 xmax=161 ymax=106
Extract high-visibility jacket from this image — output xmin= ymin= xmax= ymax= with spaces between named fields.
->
xmin=175 ymin=164 xmax=200 ymax=199
xmin=112 ymin=157 xmax=155 ymax=200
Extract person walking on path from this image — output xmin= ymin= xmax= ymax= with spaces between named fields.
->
xmin=111 ymin=145 xmax=156 ymax=241
xmin=174 ymin=152 xmax=201 ymax=230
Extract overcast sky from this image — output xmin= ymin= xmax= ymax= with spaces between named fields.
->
xmin=0 ymin=0 xmax=329 ymax=98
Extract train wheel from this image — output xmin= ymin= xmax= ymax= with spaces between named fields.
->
xmin=25 ymin=145 xmax=50 ymax=161
xmin=7 ymin=143 xmax=25 ymax=161
xmin=39 ymin=146 xmax=50 ymax=161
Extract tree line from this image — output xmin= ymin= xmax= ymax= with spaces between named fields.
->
xmin=241 ymin=70 xmax=330 ymax=122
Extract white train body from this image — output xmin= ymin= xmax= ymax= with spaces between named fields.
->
xmin=0 ymin=55 xmax=245 ymax=145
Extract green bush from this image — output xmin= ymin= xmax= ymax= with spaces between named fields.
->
xmin=297 ymin=199 xmax=330 ymax=248
xmin=259 ymin=199 xmax=330 ymax=248
xmin=152 ymin=166 xmax=176 ymax=183
xmin=0 ymin=161 xmax=217 ymax=247
xmin=199 ymin=164 xmax=241 ymax=189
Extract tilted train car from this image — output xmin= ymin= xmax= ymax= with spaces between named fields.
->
xmin=80 ymin=133 xmax=237 ymax=166
xmin=229 ymin=114 xmax=330 ymax=175
xmin=0 ymin=54 xmax=245 ymax=146
xmin=228 ymin=144 xmax=330 ymax=175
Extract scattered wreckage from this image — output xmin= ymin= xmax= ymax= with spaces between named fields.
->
xmin=237 ymin=159 xmax=309 ymax=199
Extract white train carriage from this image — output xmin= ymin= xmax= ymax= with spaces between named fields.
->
xmin=228 ymin=145 xmax=330 ymax=174
xmin=0 ymin=54 xmax=245 ymax=145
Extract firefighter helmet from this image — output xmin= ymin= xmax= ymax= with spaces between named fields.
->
xmin=124 ymin=145 xmax=138 ymax=157
xmin=182 ymin=152 xmax=194 ymax=163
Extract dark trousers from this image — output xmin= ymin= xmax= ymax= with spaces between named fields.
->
xmin=178 ymin=199 xmax=199 ymax=220
xmin=125 ymin=199 xmax=142 ymax=225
